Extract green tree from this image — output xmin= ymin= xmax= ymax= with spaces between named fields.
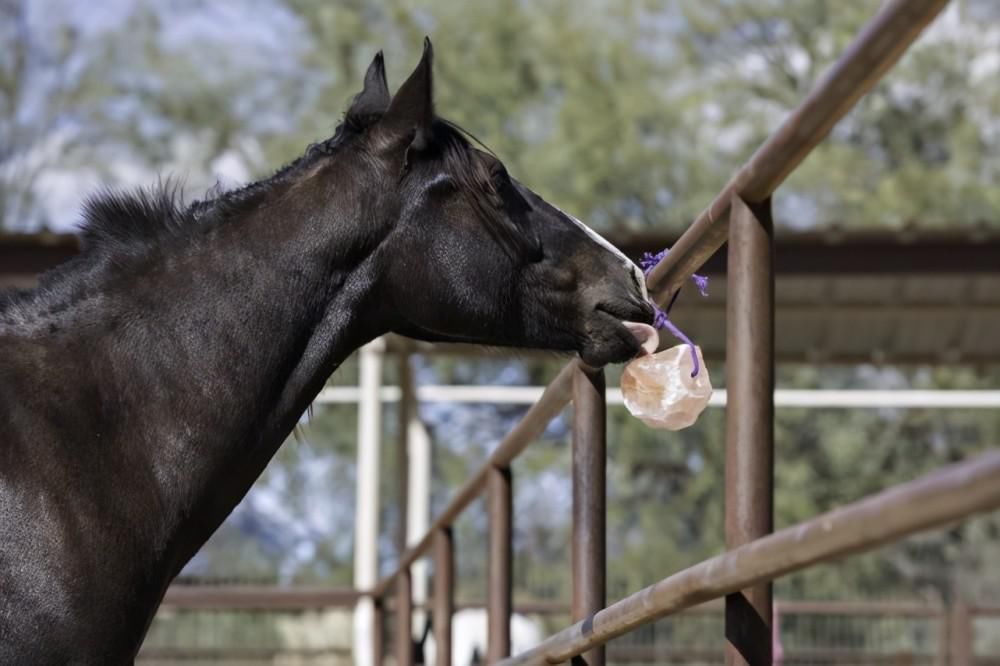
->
xmin=673 ymin=0 xmax=1000 ymax=229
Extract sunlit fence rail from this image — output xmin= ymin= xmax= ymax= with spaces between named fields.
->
xmin=356 ymin=1 xmax=998 ymax=665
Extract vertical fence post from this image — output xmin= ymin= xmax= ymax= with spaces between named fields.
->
xmin=434 ymin=527 xmax=455 ymax=666
xmin=725 ymin=196 xmax=775 ymax=666
xmin=949 ymin=600 xmax=973 ymax=666
xmin=396 ymin=350 xmax=414 ymax=666
xmin=373 ymin=596 xmax=386 ymax=666
xmin=488 ymin=465 xmax=513 ymax=662
xmin=936 ymin=603 xmax=949 ymax=666
xmin=572 ymin=363 xmax=607 ymax=666
xmin=396 ymin=571 xmax=414 ymax=666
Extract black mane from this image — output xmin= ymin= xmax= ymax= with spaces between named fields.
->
xmin=2 ymin=114 xmax=523 ymax=324
xmin=76 ymin=112 xmax=529 ymax=265
xmin=0 ymin=145 xmax=328 ymax=322
xmin=79 ymin=181 xmax=189 ymax=256
xmin=79 ymin=158 xmax=326 ymax=261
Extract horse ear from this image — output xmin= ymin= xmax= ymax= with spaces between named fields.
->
xmin=346 ymin=51 xmax=391 ymax=121
xmin=377 ymin=37 xmax=434 ymax=149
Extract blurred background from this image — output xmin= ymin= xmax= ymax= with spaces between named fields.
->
xmin=3 ymin=0 xmax=1000 ymax=663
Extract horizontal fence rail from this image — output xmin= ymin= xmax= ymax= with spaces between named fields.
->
xmin=318 ymin=386 xmax=1000 ymax=409
xmin=156 ymin=588 xmax=960 ymax=618
xmin=159 ymin=585 xmax=360 ymax=610
xmin=497 ymin=450 xmax=1000 ymax=665
xmin=389 ymin=598 xmax=951 ymax=618
xmin=143 ymin=592 xmax=997 ymax=663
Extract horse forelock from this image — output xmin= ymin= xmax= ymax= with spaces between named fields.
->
xmin=432 ymin=120 xmax=541 ymax=259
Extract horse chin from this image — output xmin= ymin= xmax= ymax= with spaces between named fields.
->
xmin=578 ymin=314 xmax=657 ymax=367
xmin=578 ymin=333 xmax=644 ymax=367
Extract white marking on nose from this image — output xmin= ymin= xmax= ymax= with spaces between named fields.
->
xmin=553 ymin=205 xmax=649 ymax=301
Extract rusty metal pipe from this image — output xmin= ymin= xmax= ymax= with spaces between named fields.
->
xmin=395 ymin=351 xmax=414 ymax=666
xmin=725 ymin=196 xmax=775 ymax=666
xmin=433 ymin=528 xmax=454 ymax=666
xmin=572 ymin=365 xmax=607 ymax=666
xmin=488 ymin=465 xmax=513 ymax=661
xmin=396 ymin=570 xmax=413 ymax=666
xmin=497 ymin=449 xmax=1000 ymax=665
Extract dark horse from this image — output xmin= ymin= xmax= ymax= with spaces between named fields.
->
xmin=0 ymin=40 xmax=655 ymax=663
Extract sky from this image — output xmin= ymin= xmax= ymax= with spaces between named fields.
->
xmin=5 ymin=0 xmax=310 ymax=232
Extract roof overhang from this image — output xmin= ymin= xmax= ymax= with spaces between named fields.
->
xmin=4 ymin=231 xmax=999 ymax=365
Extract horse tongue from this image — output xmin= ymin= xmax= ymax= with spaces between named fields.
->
xmin=624 ymin=321 xmax=659 ymax=356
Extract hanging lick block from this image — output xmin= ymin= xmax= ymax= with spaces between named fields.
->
xmin=621 ymin=344 xmax=712 ymax=430
xmin=619 ymin=248 xmax=713 ymax=430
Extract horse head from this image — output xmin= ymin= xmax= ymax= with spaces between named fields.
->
xmin=318 ymin=39 xmax=656 ymax=365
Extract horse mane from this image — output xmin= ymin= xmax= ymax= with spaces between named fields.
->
xmin=75 ymin=115 xmax=367 ymax=263
xmin=78 ymin=115 xmax=530 ymax=262
xmin=2 ymin=114 xmax=524 ymax=323
xmin=0 ymin=145 xmax=331 ymax=323
xmin=79 ymin=180 xmax=190 ymax=256
xmin=79 ymin=155 xmax=329 ymax=261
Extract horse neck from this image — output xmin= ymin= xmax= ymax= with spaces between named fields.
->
xmin=85 ymin=182 xmax=387 ymax=569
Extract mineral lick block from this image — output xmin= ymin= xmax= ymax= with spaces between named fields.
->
xmin=620 ymin=344 xmax=712 ymax=430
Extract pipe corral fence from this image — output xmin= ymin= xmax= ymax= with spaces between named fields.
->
xmin=137 ymin=589 xmax=999 ymax=664
xmin=352 ymin=2 xmax=999 ymax=665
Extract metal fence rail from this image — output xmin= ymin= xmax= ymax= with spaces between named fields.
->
xmin=143 ymin=589 xmax=998 ymax=663
xmin=359 ymin=1 xmax=997 ymax=665
xmin=499 ymin=450 xmax=1000 ymax=665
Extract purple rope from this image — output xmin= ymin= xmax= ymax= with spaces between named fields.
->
xmin=652 ymin=301 xmax=700 ymax=377
xmin=639 ymin=248 xmax=709 ymax=377
xmin=639 ymin=250 xmax=709 ymax=292
xmin=691 ymin=273 xmax=709 ymax=297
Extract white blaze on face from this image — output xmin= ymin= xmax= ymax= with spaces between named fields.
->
xmin=553 ymin=205 xmax=649 ymax=301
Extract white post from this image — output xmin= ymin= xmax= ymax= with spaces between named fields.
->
xmin=407 ymin=408 xmax=433 ymax=637
xmin=353 ymin=339 xmax=384 ymax=666
xmin=398 ymin=351 xmax=432 ymax=640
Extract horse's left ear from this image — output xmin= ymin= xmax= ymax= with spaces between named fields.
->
xmin=377 ymin=37 xmax=434 ymax=151
xmin=346 ymin=50 xmax=391 ymax=122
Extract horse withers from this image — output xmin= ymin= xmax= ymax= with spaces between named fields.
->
xmin=0 ymin=39 xmax=655 ymax=663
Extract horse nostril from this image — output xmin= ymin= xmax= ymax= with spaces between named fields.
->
xmin=595 ymin=298 xmax=654 ymax=324
xmin=639 ymin=301 xmax=656 ymax=324
xmin=628 ymin=297 xmax=655 ymax=319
